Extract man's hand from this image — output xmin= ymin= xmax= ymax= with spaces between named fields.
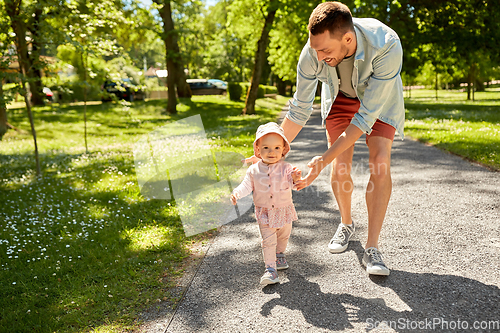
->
xmin=307 ymin=155 xmax=324 ymax=168
xmin=295 ymin=156 xmax=324 ymax=191
xmin=241 ymin=155 xmax=259 ymax=164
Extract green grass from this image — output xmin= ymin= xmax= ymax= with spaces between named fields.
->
xmin=404 ymin=88 xmax=500 ymax=170
xmin=0 ymin=95 xmax=286 ymax=332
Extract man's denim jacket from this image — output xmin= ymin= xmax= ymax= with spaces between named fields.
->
xmin=286 ymin=18 xmax=405 ymax=139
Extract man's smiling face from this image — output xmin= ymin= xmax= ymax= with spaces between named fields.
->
xmin=309 ymin=30 xmax=351 ymax=67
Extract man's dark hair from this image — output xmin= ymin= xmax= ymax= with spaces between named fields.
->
xmin=308 ymin=2 xmax=354 ymax=39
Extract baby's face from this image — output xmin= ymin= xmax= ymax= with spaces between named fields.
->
xmin=257 ymin=133 xmax=285 ymax=164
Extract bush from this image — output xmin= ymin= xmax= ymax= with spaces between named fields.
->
xmin=241 ymin=83 xmax=250 ymax=97
xmin=257 ymin=85 xmax=265 ymax=98
xmin=264 ymin=85 xmax=278 ymax=95
xmin=228 ymin=82 xmax=243 ymax=101
xmin=228 ymin=83 xmax=278 ymax=101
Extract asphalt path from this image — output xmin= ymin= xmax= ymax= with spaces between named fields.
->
xmin=149 ymin=106 xmax=500 ymax=332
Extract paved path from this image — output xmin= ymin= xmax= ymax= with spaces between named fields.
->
xmin=156 ymin=108 xmax=499 ymax=332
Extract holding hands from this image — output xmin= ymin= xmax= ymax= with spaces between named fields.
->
xmin=291 ymin=166 xmax=302 ymax=183
xmin=295 ymin=156 xmax=324 ymax=191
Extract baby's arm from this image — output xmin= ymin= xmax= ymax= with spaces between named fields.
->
xmin=230 ymin=168 xmax=254 ymax=205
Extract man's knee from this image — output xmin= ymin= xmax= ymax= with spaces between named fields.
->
xmin=369 ymin=154 xmax=391 ymax=177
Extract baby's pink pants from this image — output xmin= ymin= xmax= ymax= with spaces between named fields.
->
xmin=258 ymin=222 xmax=292 ymax=270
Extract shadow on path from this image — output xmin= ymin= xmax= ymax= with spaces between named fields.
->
xmin=261 ymin=241 xmax=500 ymax=331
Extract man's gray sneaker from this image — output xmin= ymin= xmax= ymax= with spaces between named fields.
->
xmin=276 ymin=253 xmax=288 ymax=270
xmin=362 ymin=247 xmax=390 ymax=276
xmin=260 ymin=267 xmax=279 ymax=285
xmin=328 ymin=222 xmax=355 ymax=253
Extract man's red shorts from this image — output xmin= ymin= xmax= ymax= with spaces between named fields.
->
xmin=325 ymin=92 xmax=396 ymax=146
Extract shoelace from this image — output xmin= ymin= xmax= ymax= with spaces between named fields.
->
xmin=333 ymin=225 xmax=350 ymax=241
xmin=265 ymin=270 xmax=277 ymax=279
xmin=368 ymin=248 xmax=383 ymax=263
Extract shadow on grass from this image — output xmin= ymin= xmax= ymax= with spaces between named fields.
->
xmin=0 ymin=151 xmax=192 ymax=332
xmin=0 ymin=94 xmax=286 ymax=331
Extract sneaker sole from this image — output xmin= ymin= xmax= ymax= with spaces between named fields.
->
xmin=366 ymin=267 xmax=390 ymax=276
xmin=276 ymin=265 xmax=288 ymax=270
xmin=260 ymin=278 xmax=280 ymax=285
xmin=362 ymin=258 xmax=390 ymax=276
xmin=328 ymin=243 xmax=348 ymax=253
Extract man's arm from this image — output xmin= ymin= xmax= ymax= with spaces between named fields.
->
xmin=296 ymin=124 xmax=363 ymax=190
xmin=280 ymin=117 xmax=303 ymax=143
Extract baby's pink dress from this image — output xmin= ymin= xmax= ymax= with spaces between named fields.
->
xmin=232 ymin=160 xmax=298 ymax=228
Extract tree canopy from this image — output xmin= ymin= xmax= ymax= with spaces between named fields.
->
xmin=1 ymin=0 xmax=499 ymax=108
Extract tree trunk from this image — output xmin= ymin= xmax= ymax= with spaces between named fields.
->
xmin=242 ymin=0 xmax=277 ymax=115
xmin=166 ymin=56 xmax=177 ymax=114
xmin=0 ymin=81 xmax=7 ymax=140
xmin=7 ymin=0 xmax=41 ymax=176
xmin=21 ymin=77 xmax=41 ymax=176
xmin=435 ymin=69 xmax=438 ymax=100
xmin=175 ymin=66 xmax=191 ymax=98
xmin=467 ymin=63 xmax=472 ymax=101
xmin=157 ymin=0 xmax=191 ymax=114
xmin=27 ymin=6 xmax=45 ymax=106
xmin=471 ymin=63 xmax=475 ymax=101
xmin=276 ymin=76 xmax=286 ymax=96
xmin=81 ymin=51 xmax=89 ymax=153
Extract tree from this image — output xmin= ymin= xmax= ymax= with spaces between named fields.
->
xmin=0 ymin=2 xmax=15 ymax=140
xmin=268 ymin=0 xmax=317 ymax=92
xmin=4 ymin=0 xmax=52 ymax=106
xmin=0 ymin=57 xmax=12 ymax=140
xmin=409 ymin=0 xmax=500 ymax=100
xmin=4 ymin=0 xmax=44 ymax=175
xmin=113 ymin=0 xmax=165 ymax=71
xmin=224 ymin=0 xmax=280 ymax=115
xmin=153 ymin=0 xmax=192 ymax=114
xmin=61 ymin=0 xmax=131 ymax=152
xmin=200 ymin=0 xmax=254 ymax=82
xmin=172 ymin=0 xmax=205 ymax=78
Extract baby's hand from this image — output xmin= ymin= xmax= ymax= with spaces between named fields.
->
xmin=295 ymin=156 xmax=324 ymax=191
xmin=291 ymin=166 xmax=302 ymax=182
xmin=230 ymin=194 xmax=237 ymax=205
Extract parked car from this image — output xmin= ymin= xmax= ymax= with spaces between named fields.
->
xmin=186 ymin=79 xmax=226 ymax=95
xmin=207 ymin=79 xmax=228 ymax=90
xmin=101 ymin=78 xmax=146 ymax=102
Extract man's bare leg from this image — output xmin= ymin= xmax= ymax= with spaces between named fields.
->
xmin=331 ymin=144 xmax=355 ymax=225
xmin=363 ymin=136 xmax=393 ymax=276
xmin=365 ymin=136 xmax=393 ymax=249
xmin=327 ymin=144 xmax=356 ymax=253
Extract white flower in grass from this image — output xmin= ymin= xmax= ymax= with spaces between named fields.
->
xmin=12 ymin=282 xmax=16 ymax=285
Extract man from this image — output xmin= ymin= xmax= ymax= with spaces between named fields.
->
xmin=286 ymin=2 xmax=405 ymax=276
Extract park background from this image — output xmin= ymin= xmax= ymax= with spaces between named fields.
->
xmin=1 ymin=0 xmax=499 ymax=331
